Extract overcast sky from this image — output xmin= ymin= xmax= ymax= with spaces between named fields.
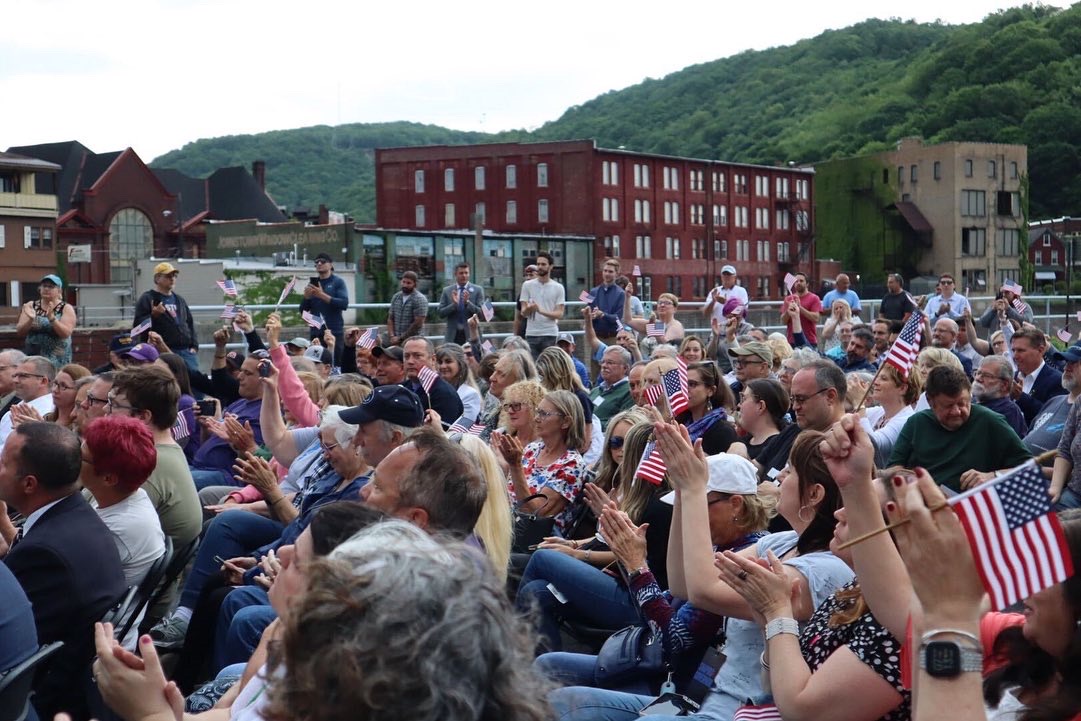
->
xmin=4 ymin=0 xmax=1029 ymax=161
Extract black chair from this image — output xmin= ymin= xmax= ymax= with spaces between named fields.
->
xmin=0 ymin=642 xmax=64 ymax=721
xmin=103 ymin=586 xmax=138 ymax=640
xmin=140 ymin=536 xmax=200 ymax=633
xmin=115 ymin=536 xmax=174 ymax=642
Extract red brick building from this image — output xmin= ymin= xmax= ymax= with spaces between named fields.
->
xmin=375 ymin=139 xmax=814 ymax=300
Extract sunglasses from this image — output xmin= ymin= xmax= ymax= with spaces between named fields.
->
xmin=608 ymin=435 xmax=625 ymax=449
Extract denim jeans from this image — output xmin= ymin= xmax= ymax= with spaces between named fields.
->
xmin=1056 ymin=487 xmax=1081 ymax=511
xmin=534 ymin=652 xmax=653 ymax=696
xmin=515 ymin=549 xmax=640 ymax=652
xmin=178 ymin=510 xmax=285 ymax=609
xmin=190 ymin=467 xmax=239 ymax=491
xmin=527 ymin=335 xmax=557 ymax=359
xmin=549 ymin=685 xmax=732 ymax=721
xmin=213 ymin=586 xmax=276 ymax=672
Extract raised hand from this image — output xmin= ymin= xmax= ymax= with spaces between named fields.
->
xmin=653 ymin=421 xmax=707 ymax=492
xmin=818 ymin=413 xmax=875 ymax=491
xmin=598 ymin=506 xmax=648 ymax=570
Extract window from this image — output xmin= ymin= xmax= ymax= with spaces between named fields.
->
xmin=897 ymin=166 xmax=904 ymax=185
xmin=756 ymin=276 xmax=770 ymax=298
xmin=506 ymin=201 xmax=517 ymax=224
xmin=663 ymin=201 xmax=681 ymax=225
xmin=444 ymin=168 xmax=455 ymax=191
xmin=662 ymin=166 xmax=679 ymax=191
xmin=996 ymin=191 xmax=1020 ymax=217
xmin=755 ymin=207 xmax=769 ymax=231
xmin=602 ymin=160 xmax=619 ymax=185
xmin=998 ymin=269 xmax=1020 ymax=287
xmin=883 ymin=168 xmax=890 ymax=184
xmin=108 ymin=208 xmax=153 ymax=284
xmin=713 ymin=204 xmax=728 ymax=227
xmin=633 ymin=163 xmax=650 ymax=188
xmin=636 ymin=235 xmax=652 ymax=258
xmin=961 ymin=227 xmax=986 ymax=256
xmin=506 ymin=165 xmax=517 ymax=189
xmin=538 ymin=199 xmax=549 ymax=223
xmin=736 ymin=239 xmax=750 ymax=261
xmin=689 ymin=204 xmax=704 ymax=225
xmin=995 ymin=229 xmax=1020 ymax=256
xmin=933 ymin=161 xmax=941 ymax=180
xmin=734 ymin=174 xmax=748 ymax=194
xmin=691 ymin=238 xmax=706 ymax=259
xmin=474 ymin=202 xmax=485 ymax=225
xmin=474 ymin=166 xmax=485 ymax=190
xmin=666 ymin=237 xmax=681 ymax=259
xmin=0 ymin=173 xmax=19 ymax=193
xmin=961 ymin=190 xmax=986 ymax=217
xmin=775 ymin=209 xmax=790 ymax=230
xmin=734 ymin=206 xmax=749 ymax=228
xmin=775 ymin=177 xmax=789 ymax=198
xmin=964 ymin=159 xmax=973 ymax=177
xmin=716 ymin=240 xmax=727 ymax=259
xmin=603 ymin=235 xmax=621 ymax=257
xmin=537 ymin=163 xmax=549 ymax=187
xmin=910 ymin=165 xmax=918 ymax=182
xmin=693 ymin=276 xmax=707 ymax=298
xmin=795 ymin=179 xmax=809 ymax=200
xmin=754 ymin=176 xmax=769 ymax=197
xmin=1043 ymin=234 xmax=1052 ymax=247
xmin=1052 ymin=250 xmax=1060 ymax=265
xmin=988 ymin=160 xmax=996 ymax=179
xmin=602 ymin=198 xmax=619 ymax=223
xmin=1010 ymin=161 xmax=1019 ymax=179
xmin=415 ymin=205 xmax=426 ymax=227
xmin=26 ymin=226 xmax=53 ymax=249
xmin=444 ymin=203 xmax=456 ymax=227
xmin=713 ymin=172 xmax=726 ymax=193
xmin=689 ymin=170 xmax=704 ymax=191
xmin=778 ymin=241 xmax=791 ymax=263
xmin=756 ymin=239 xmax=770 ymax=262
xmin=795 ymin=210 xmax=809 ymax=231
xmin=414 ymin=170 xmax=425 ymax=193
xmin=666 ymin=276 xmax=682 ymax=296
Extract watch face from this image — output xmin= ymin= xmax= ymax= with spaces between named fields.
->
xmin=925 ymin=641 xmax=961 ymax=678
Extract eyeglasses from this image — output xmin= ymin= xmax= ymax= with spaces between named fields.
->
xmin=106 ymin=394 xmax=138 ymax=413
xmin=52 ymin=381 xmax=75 ymax=391
xmin=608 ymin=435 xmax=625 ymax=449
xmin=940 ymin=279 xmax=954 ymax=285
xmin=686 ymin=379 xmax=705 ymax=389
xmin=83 ymin=393 xmax=109 ymax=407
xmin=732 ymin=359 xmax=765 ymax=369
xmin=535 ymin=410 xmax=565 ymax=420
xmin=0 ymin=365 xmax=14 ymax=372
xmin=656 ymin=300 xmax=674 ymax=307
xmin=790 ymin=388 xmax=830 ymax=406
xmin=501 ymin=402 xmax=527 ymax=413
xmin=12 ymin=373 xmax=46 ymax=381
xmin=708 ymin=493 xmax=732 ymax=506
xmin=320 ymin=439 xmax=341 ymax=453
xmin=974 ymin=371 xmax=1008 ymax=383
xmin=314 ymin=259 xmax=330 ymax=265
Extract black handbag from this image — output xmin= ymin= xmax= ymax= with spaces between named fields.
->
xmin=511 ymin=493 xmax=556 ymax=554
xmin=594 ymin=623 xmax=666 ymax=688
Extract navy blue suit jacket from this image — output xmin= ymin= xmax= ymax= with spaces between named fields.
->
xmin=1017 ymin=364 xmax=1067 ymax=426
xmin=5 ymin=492 xmax=127 ymax=717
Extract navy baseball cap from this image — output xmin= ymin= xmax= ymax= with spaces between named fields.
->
xmin=109 ymin=333 xmax=135 ymax=353
xmin=372 ymin=345 xmax=404 ymax=363
xmin=1055 ymin=345 xmax=1081 ymax=364
xmin=338 ymin=385 xmax=423 ymax=427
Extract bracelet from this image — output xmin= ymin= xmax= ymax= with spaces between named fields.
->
xmin=270 ymin=496 xmax=286 ymax=506
xmin=214 ymin=354 xmax=227 ymax=359
xmin=584 ymin=549 xmax=592 ymax=561
xmin=572 ymin=540 xmax=579 ymax=549
xmin=764 ymin=617 xmax=800 ymax=641
xmin=759 ymin=651 xmax=770 ymax=671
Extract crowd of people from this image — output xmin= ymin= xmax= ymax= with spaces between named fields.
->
xmin=1 ymin=259 xmax=1080 ymax=721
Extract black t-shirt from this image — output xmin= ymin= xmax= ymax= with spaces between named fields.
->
xmin=756 ymin=423 xmax=802 ymax=482
xmin=878 ymin=292 xmax=916 ymax=321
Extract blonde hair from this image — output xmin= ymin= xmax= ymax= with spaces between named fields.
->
xmin=590 ymin=408 xmax=652 ymax=493
xmin=498 ymin=380 xmax=546 ymax=433
xmin=618 ymin=422 xmax=668 ymax=521
xmin=535 ymin=346 xmax=586 ymax=393
xmin=766 ymin=333 xmax=793 ymax=372
xmin=658 ymin=292 xmax=679 ymax=309
xmin=457 ymin=435 xmax=513 ymax=583
xmin=542 ymin=390 xmax=586 ymax=454
xmin=296 ymin=371 xmax=325 ymax=407
xmin=830 ymin=298 xmax=853 ymax=321
xmin=917 ymin=346 xmax=963 ymax=373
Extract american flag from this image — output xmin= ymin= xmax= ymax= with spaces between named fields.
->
xmin=634 ymin=439 xmax=667 ymax=486
xmin=883 ymin=310 xmax=923 ymax=377
xmin=733 ymin=704 xmax=782 ymax=721
xmin=644 ymin=365 xmax=689 ymax=417
xmin=418 ymin=365 xmax=440 ymax=394
xmin=171 ymin=411 xmax=191 ymax=442
xmin=481 ymin=340 xmax=494 ymax=355
xmin=357 ymin=327 xmax=379 ymax=350
xmin=1002 ymin=280 xmax=1023 ymax=296
xmin=448 ymin=417 xmax=469 ymax=434
xmin=1013 ymin=297 xmax=1030 ymax=314
xmin=276 ymin=276 xmax=298 ymax=306
xmin=1058 ymin=327 xmax=1073 ymax=343
xmin=131 ymin=319 xmax=152 ymax=336
xmin=301 ymin=311 xmax=324 ymax=329
xmin=216 ymin=279 xmax=238 ymax=297
xmin=646 ymin=321 xmax=665 ymax=338
xmin=783 ymin=272 xmax=797 ymax=292
xmin=632 ymin=265 xmax=641 ymax=277
xmin=579 ymin=290 xmax=595 ymax=304
xmin=481 ymin=299 xmax=495 ymax=322
xmin=220 ymin=303 xmax=237 ymax=319
xmin=950 ymin=460 xmax=1074 ymax=611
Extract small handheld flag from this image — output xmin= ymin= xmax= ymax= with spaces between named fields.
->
xmin=1059 ymin=327 xmax=1073 ymax=343
xmin=276 ymin=276 xmax=298 ymax=309
xmin=301 ymin=311 xmax=324 ymax=329
xmin=883 ymin=310 xmax=924 ymax=378
xmin=579 ymin=290 xmax=595 ymax=304
xmin=220 ymin=303 xmax=237 ymax=320
xmin=646 ymin=321 xmax=665 ymax=338
xmin=1002 ymin=280 xmax=1023 ymax=296
xmin=481 ymin=299 xmax=495 ymax=322
xmin=632 ymin=265 xmax=641 ymax=277
xmin=418 ymin=365 xmax=440 ymax=394
xmin=357 ymin=328 xmax=379 ymax=350
xmin=783 ymin=273 xmax=797 ymax=292
xmin=216 ymin=279 xmax=238 ymax=297
xmin=131 ymin=319 xmax=153 ymax=337
xmin=634 ymin=439 xmax=667 ymax=486
xmin=481 ymin=340 xmax=494 ymax=355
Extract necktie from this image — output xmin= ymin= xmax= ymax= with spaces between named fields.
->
xmin=10 ymin=526 xmax=23 ymax=550
xmin=458 ymin=286 xmax=467 ymax=316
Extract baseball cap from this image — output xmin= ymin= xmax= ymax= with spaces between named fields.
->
xmin=314 ymin=252 xmax=333 ymax=263
xmin=224 ymin=350 xmax=245 ymax=370
xmin=728 ymin=341 xmax=773 ymax=366
xmin=556 ymin=332 xmax=575 ymax=346
xmin=661 ymin=453 xmax=759 ymax=504
xmin=286 ymin=337 xmax=311 ymax=350
xmin=109 ymin=333 xmax=135 ymax=352
xmin=40 ymin=274 xmax=63 ymax=288
xmin=721 ymin=265 xmax=737 ymax=275
xmin=304 ymin=345 xmax=333 ymax=365
xmin=153 ymin=262 xmax=179 ymax=276
xmin=338 ymin=385 xmax=424 ymax=427
xmin=372 ymin=345 xmax=404 ymax=363
xmin=121 ymin=343 xmax=160 ymax=364
xmin=1055 ymin=346 xmax=1081 ymax=364
xmin=722 ymin=297 xmax=745 ymax=317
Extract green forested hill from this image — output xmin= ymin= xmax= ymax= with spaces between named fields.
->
xmin=152 ymin=3 xmax=1081 ymax=221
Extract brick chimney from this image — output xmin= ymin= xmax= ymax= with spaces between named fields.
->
xmin=252 ymin=160 xmax=266 ymax=191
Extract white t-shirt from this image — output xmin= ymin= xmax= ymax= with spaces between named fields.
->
xmin=92 ymin=488 xmax=166 ymax=588
xmin=0 ymin=393 xmax=56 ymax=449
xmin=704 ymin=284 xmax=750 ymax=324
xmin=519 ymin=277 xmax=566 ymax=337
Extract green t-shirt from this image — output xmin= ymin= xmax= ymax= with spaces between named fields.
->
xmin=887 ymin=404 xmax=1032 ymax=491
xmin=143 ymin=443 xmax=202 ymax=547
xmin=589 ymin=379 xmax=633 ymax=430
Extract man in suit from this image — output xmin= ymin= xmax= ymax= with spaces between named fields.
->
xmin=401 ymin=337 xmax=464 ymax=424
xmin=1011 ymin=327 xmax=1067 ymax=426
xmin=438 ymin=262 xmax=486 ymax=345
xmin=0 ymin=422 xmax=127 ymax=718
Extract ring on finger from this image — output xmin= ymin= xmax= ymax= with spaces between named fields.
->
xmin=737 ymin=570 xmax=749 ymax=581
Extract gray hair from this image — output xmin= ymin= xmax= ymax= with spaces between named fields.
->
xmin=22 ymin=355 xmax=57 ymax=382
xmin=934 ymin=317 xmax=959 ymax=334
xmin=499 ymin=348 xmax=537 ymax=385
xmin=75 ymin=375 xmax=98 ymax=391
xmin=321 ymin=404 xmax=360 ymax=447
xmin=788 ymin=347 xmax=821 ymax=369
xmin=267 ymin=529 xmax=553 ymax=721
xmin=978 ymin=354 xmax=1013 ymax=381
xmin=603 ymin=345 xmax=632 ymax=369
xmin=501 ymin=336 xmax=531 ymax=353
xmin=802 ymin=358 xmax=847 ymax=397
xmin=650 ymin=344 xmax=677 ymax=360
xmin=0 ymin=350 xmax=26 ymax=366
xmin=290 ymin=356 xmax=317 ymax=374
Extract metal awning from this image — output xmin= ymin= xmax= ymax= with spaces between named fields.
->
xmin=889 ymin=201 xmax=934 ymax=234
xmin=1035 ymin=271 xmax=1057 ymax=280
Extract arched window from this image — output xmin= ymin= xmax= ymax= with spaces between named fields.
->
xmin=109 ymin=208 xmax=153 ymax=284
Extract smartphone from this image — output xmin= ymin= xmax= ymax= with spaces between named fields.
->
xmin=196 ymin=399 xmax=217 ymax=417
xmin=309 ymin=276 xmax=320 ymax=287
xmin=213 ymin=555 xmax=227 ymax=566
xmin=258 ymin=360 xmax=271 ymax=377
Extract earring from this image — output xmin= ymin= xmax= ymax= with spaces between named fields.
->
xmin=798 ymin=505 xmax=814 ymax=523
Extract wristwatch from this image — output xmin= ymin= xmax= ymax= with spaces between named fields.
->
xmin=764 ymin=617 xmax=800 ymax=641
xmin=919 ymin=629 xmax=982 ymax=678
